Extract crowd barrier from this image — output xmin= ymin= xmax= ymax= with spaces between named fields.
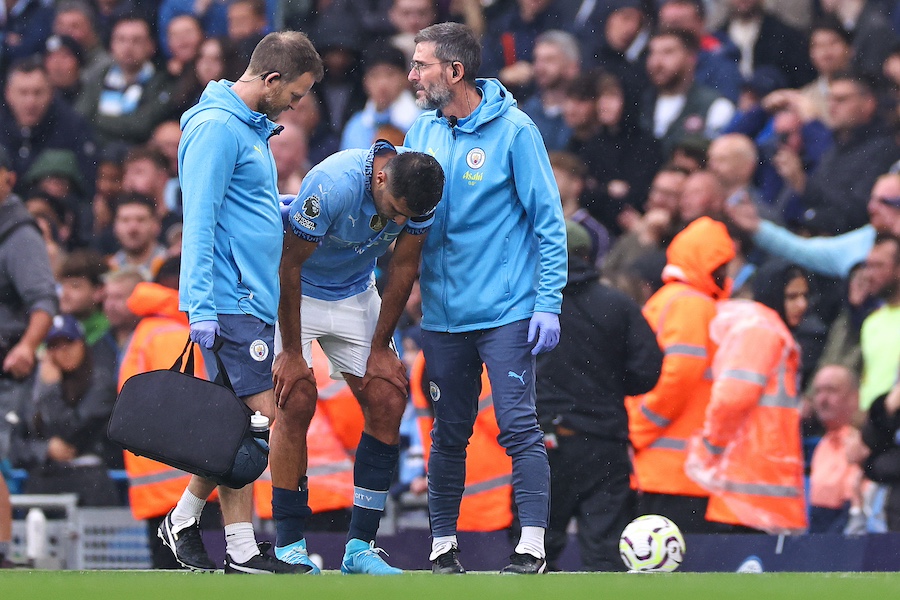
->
xmin=9 ymin=494 xmax=151 ymax=569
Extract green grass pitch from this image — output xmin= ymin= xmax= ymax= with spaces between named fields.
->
xmin=1 ymin=571 xmax=899 ymax=600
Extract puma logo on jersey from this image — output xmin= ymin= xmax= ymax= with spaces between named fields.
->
xmin=253 ymin=145 xmax=263 ymax=156
xmin=508 ymin=370 xmax=526 ymax=384
xmin=348 ymin=214 xmax=357 ymax=226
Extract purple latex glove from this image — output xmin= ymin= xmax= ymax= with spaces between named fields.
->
xmin=190 ymin=320 xmax=220 ymax=349
xmin=528 ymin=311 xmax=560 ymax=355
xmin=279 ymin=194 xmax=295 ymax=231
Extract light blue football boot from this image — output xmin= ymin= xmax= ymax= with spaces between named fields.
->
xmin=274 ymin=538 xmax=321 ymax=574
xmin=340 ymin=538 xmax=402 ymax=575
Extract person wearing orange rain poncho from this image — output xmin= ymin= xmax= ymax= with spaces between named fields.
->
xmin=685 ymin=259 xmax=810 ymax=534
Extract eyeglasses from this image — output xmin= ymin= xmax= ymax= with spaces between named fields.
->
xmin=409 ymin=60 xmax=450 ymax=75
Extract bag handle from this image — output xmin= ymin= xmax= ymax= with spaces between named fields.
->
xmin=170 ymin=336 xmax=237 ymax=394
xmin=209 ymin=336 xmax=236 ymax=392
xmin=170 ymin=337 xmax=194 ymax=373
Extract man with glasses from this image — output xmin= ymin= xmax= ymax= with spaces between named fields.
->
xmin=405 ymin=22 xmax=567 ymax=575
xmin=726 ymin=172 xmax=900 ymax=279
xmin=271 ymin=140 xmax=444 ymax=575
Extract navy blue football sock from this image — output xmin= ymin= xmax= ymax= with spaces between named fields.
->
xmin=348 ymin=432 xmax=398 ymax=543
xmin=272 ymin=480 xmax=312 ymax=548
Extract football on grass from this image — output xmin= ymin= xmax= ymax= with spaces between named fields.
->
xmin=619 ymin=514 xmax=686 ymax=572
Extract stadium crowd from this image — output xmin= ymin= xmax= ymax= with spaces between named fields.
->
xmin=1 ymin=0 xmax=900 ymax=572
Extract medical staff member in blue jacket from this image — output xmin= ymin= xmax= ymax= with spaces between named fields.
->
xmin=162 ymin=31 xmax=323 ymax=575
xmin=271 ymin=141 xmax=444 ymax=575
xmin=404 ymin=22 xmax=568 ymax=575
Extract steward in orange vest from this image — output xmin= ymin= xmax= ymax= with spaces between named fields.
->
xmin=627 ymin=217 xmax=734 ymax=533
xmin=685 ymin=299 xmax=807 ymax=533
xmin=410 ymin=351 xmax=513 ymax=532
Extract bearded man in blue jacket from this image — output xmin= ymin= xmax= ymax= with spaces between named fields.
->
xmin=405 ymin=22 xmax=568 ymax=575
xmin=163 ymin=31 xmax=323 ymax=575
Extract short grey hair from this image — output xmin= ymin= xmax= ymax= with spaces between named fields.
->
xmin=535 ymin=30 xmax=580 ymax=66
xmin=414 ymin=22 xmax=481 ymax=82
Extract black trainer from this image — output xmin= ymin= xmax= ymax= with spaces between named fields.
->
xmin=225 ymin=542 xmax=314 ymax=574
xmin=157 ymin=509 xmax=216 ymax=571
xmin=500 ymin=552 xmax=547 ymax=574
xmin=432 ymin=546 xmax=465 ymax=574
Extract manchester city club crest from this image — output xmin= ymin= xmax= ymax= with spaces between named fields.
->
xmin=249 ymin=339 xmax=269 ymax=362
xmin=302 ymin=195 xmax=321 ymax=218
xmin=369 ymin=215 xmax=388 ymax=232
xmin=466 ymin=147 xmax=485 ymax=169
xmin=429 ymin=381 xmax=441 ymax=402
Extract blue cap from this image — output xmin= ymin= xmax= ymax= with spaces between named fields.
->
xmin=46 ymin=314 xmax=85 ymax=344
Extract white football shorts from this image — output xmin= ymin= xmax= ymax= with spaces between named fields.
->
xmin=275 ymin=285 xmax=382 ymax=380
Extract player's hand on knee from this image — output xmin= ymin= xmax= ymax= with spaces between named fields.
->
xmin=528 ymin=312 xmax=560 ymax=355
xmin=362 ymin=345 xmax=408 ymax=395
xmin=273 ymin=349 xmax=315 ymax=409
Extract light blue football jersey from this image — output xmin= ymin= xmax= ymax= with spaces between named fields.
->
xmin=285 ymin=141 xmax=433 ymax=301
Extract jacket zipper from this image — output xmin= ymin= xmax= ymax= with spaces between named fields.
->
xmin=442 ymin=120 xmax=457 ymax=330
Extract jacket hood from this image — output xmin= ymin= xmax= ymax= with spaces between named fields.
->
xmin=180 ymin=80 xmax=276 ymax=136
xmin=432 ymin=78 xmax=516 ymax=133
xmin=662 ymin=216 xmax=735 ymax=299
xmin=127 ymin=282 xmax=187 ymax=323
xmin=0 ymin=195 xmax=37 ymax=240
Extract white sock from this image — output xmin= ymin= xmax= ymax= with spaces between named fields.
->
xmin=225 ymin=522 xmax=258 ymax=564
xmin=515 ymin=526 xmax=545 ymax=559
xmin=170 ymin=490 xmax=206 ymax=528
xmin=429 ymin=535 xmax=458 ymax=561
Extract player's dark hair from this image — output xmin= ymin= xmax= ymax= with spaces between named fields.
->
xmin=247 ymin=31 xmax=324 ymax=84
xmin=384 ymin=152 xmax=444 ymax=217
xmin=415 ymin=22 xmax=481 ymax=82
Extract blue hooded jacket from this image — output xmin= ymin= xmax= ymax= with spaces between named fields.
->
xmin=404 ymin=79 xmax=567 ymax=333
xmin=178 ymin=80 xmax=283 ymax=325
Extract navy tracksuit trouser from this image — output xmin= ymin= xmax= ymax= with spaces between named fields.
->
xmin=421 ymin=319 xmax=550 ymax=536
